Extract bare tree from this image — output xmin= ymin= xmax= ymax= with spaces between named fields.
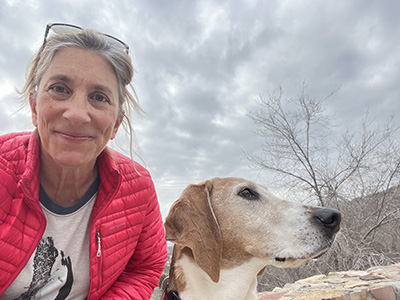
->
xmin=246 ymin=84 xmax=400 ymax=291
xmin=247 ymin=84 xmax=337 ymax=206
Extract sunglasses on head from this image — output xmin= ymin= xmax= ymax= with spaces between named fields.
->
xmin=41 ymin=22 xmax=130 ymax=54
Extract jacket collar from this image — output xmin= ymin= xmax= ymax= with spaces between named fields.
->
xmin=20 ymin=130 xmax=41 ymax=202
xmin=90 ymin=148 xmax=121 ymax=220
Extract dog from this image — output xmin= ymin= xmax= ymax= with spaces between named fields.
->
xmin=162 ymin=177 xmax=341 ymax=300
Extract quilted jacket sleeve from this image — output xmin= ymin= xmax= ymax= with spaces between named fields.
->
xmin=100 ymin=179 xmax=168 ymax=300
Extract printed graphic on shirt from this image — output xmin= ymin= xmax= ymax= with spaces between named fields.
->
xmin=12 ymin=237 xmax=73 ymax=300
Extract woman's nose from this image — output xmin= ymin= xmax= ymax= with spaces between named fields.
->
xmin=62 ymin=94 xmax=91 ymax=124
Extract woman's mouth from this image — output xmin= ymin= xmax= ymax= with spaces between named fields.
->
xmin=56 ymin=131 xmax=93 ymax=141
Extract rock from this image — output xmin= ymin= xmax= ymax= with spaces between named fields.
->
xmin=258 ymin=263 xmax=400 ymax=300
xmin=370 ymin=285 xmax=396 ymax=300
xmin=283 ymin=289 xmax=344 ymax=300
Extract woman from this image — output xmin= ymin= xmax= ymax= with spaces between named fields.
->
xmin=0 ymin=23 xmax=167 ymax=299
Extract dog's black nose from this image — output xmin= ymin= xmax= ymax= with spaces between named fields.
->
xmin=312 ymin=208 xmax=341 ymax=237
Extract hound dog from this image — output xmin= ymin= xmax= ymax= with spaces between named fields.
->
xmin=162 ymin=177 xmax=341 ymax=300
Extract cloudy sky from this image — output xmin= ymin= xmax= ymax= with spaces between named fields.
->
xmin=1 ymin=0 xmax=399 ymax=217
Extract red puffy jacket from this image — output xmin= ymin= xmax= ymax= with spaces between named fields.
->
xmin=0 ymin=131 xmax=168 ymax=299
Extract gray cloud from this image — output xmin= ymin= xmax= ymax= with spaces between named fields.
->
xmin=1 ymin=0 xmax=399 ymax=216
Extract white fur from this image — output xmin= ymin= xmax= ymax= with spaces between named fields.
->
xmin=177 ymin=254 xmax=267 ymax=300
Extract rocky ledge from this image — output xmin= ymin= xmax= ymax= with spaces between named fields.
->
xmin=258 ymin=263 xmax=400 ymax=300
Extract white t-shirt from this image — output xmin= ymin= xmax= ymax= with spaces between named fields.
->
xmin=1 ymin=177 xmax=99 ymax=300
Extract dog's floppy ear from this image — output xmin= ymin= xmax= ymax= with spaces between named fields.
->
xmin=164 ymin=180 xmax=222 ymax=283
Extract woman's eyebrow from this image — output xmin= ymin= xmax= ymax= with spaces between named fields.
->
xmin=48 ymin=74 xmax=72 ymax=83
xmin=92 ymin=84 xmax=114 ymax=96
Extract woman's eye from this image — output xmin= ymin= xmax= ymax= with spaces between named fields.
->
xmin=50 ymin=85 xmax=67 ymax=94
xmin=92 ymin=93 xmax=109 ymax=103
xmin=47 ymin=84 xmax=70 ymax=99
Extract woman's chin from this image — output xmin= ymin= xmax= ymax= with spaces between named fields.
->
xmin=49 ymin=152 xmax=97 ymax=170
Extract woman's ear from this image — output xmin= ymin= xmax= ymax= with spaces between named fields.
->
xmin=111 ymin=111 xmax=124 ymax=140
xmin=29 ymin=91 xmax=38 ymax=127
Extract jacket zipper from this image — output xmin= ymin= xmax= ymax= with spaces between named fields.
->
xmin=90 ymin=175 xmax=122 ymax=295
xmin=96 ymin=231 xmax=103 ymax=287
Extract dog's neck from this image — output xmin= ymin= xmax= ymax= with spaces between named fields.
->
xmin=168 ymin=246 xmax=266 ymax=300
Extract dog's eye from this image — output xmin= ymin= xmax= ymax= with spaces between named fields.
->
xmin=238 ymin=188 xmax=259 ymax=200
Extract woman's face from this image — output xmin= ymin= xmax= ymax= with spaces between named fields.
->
xmin=30 ymin=47 xmax=123 ymax=169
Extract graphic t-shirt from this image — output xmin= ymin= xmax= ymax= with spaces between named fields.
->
xmin=1 ymin=177 xmax=99 ymax=300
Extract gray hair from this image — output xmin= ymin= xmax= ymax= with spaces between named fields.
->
xmin=20 ymin=28 xmax=142 ymax=160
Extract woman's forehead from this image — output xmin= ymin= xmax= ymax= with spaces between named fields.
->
xmin=42 ymin=48 xmax=119 ymax=92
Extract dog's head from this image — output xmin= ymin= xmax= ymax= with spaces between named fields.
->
xmin=164 ymin=177 xmax=341 ymax=283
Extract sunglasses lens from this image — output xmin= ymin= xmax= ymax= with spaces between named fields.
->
xmin=104 ymin=35 xmax=130 ymax=53
xmin=50 ymin=25 xmax=81 ymax=35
